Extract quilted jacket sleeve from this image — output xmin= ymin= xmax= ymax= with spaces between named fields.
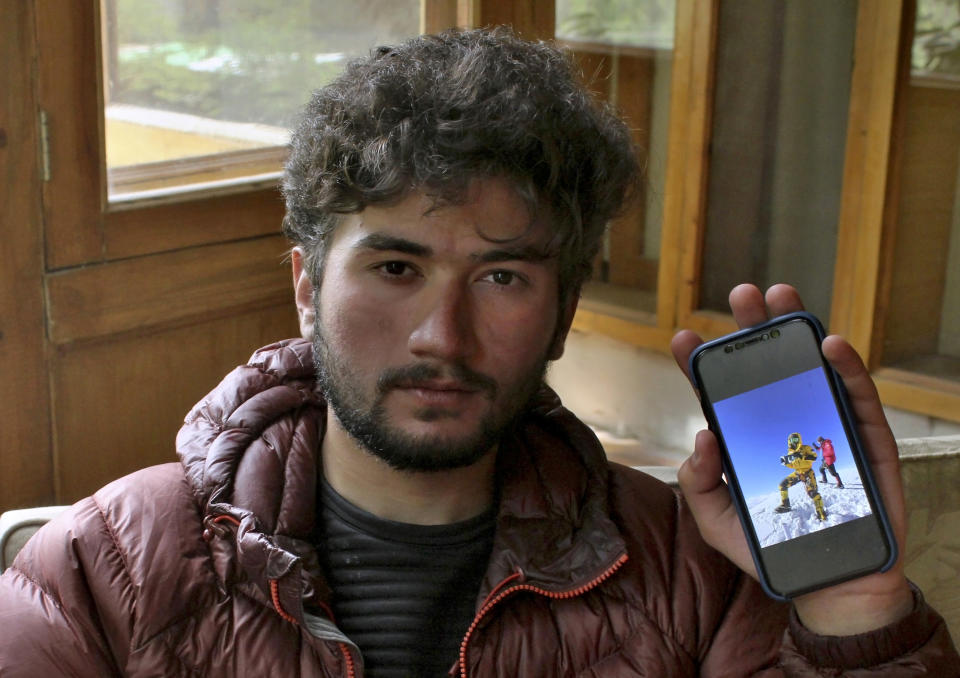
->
xmin=778 ymin=584 xmax=960 ymax=676
xmin=0 ymin=498 xmax=123 ymax=677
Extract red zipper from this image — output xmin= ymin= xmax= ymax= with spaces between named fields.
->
xmin=211 ymin=513 xmax=357 ymax=677
xmin=269 ymin=579 xmax=299 ymax=625
xmin=212 ymin=514 xmax=299 ymax=627
xmin=338 ymin=642 xmax=357 ymax=678
xmin=454 ymin=553 xmax=628 ymax=678
xmin=271 ymin=582 xmax=358 ymax=678
xmin=212 ymin=514 xmax=241 ymax=527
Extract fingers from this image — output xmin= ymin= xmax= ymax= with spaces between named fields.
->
xmin=821 ymin=334 xmax=906 ymax=536
xmin=728 ymin=284 xmax=768 ymax=328
xmin=728 ymin=283 xmax=804 ymax=329
xmin=678 ymin=430 xmax=757 ymax=577
xmin=821 ymin=335 xmax=888 ymax=432
xmin=670 ymin=329 xmax=704 ymax=384
xmin=672 ymin=282 xmax=805 ymax=381
xmin=764 ymin=284 xmax=805 ymax=317
xmin=678 ymin=430 xmax=724 ymax=495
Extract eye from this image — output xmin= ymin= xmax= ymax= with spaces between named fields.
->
xmin=484 ymin=270 xmax=523 ymax=286
xmin=377 ymin=261 xmax=415 ymax=277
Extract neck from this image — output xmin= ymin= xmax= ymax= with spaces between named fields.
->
xmin=321 ymin=412 xmax=497 ymax=526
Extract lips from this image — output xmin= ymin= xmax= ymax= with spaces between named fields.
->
xmin=395 ymin=381 xmax=481 ymax=407
xmin=378 ymin=363 xmax=498 ymax=402
xmin=396 ymin=379 xmax=478 ymax=393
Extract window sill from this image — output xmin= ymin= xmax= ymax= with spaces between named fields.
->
xmin=874 ymin=367 xmax=960 ymax=424
xmin=107 ymin=146 xmax=286 ymax=210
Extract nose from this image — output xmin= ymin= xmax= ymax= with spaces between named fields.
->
xmin=407 ymin=281 xmax=476 ymax=362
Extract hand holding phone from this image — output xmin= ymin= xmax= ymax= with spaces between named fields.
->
xmin=670 ymin=284 xmax=914 ymax=634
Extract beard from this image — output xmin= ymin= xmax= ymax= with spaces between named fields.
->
xmin=312 ymin=314 xmax=549 ymax=472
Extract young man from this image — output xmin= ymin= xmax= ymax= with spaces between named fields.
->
xmin=0 ymin=29 xmax=956 ymax=677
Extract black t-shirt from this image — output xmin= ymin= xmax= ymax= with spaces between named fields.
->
xmin=316 ymin=480 xmax=496 ymax=677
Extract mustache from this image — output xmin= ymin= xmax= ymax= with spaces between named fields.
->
xmin=377 ymin=362 xmax=498 ymax=397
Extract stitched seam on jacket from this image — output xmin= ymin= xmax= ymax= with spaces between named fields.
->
xmin=7 ymin=565 xmax=67 ymax=613
xmin=126 ymin=621 xmax=207 ymax=678
xmin=132 ymin=494 xmax=229 ymax=652
xmin=93 ymin=494 xmax=140 ymax=657
xmin=134 ymin=602 xmax=220 ymax=648
xmin=6 ymin=565 xmax=125 ymax=676
xmin=134 ymin=624 xmax=207 ymax=678
xmin=93 ymin=496 xmax=136 ymax=594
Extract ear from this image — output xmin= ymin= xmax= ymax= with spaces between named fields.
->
xmin=547 ymin=290 xmax=580 ymax=361
xmin=291 ymin=247 xmax=316 ymax=339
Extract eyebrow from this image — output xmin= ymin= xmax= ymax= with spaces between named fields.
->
xmin=353 ymin=233 xmax=432 ymax=257
xmin=353 ymin=233 xmax=554 ymax=263
xmin=472 ymin=244 xmax=555 ymax=264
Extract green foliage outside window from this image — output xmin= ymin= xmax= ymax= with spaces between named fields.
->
xmin=107 ymin=0 xmax=417 ymax=127
xmin=913 ymin=0 xmax=960 ymax=78
xmin=556 ymin=0 xmax=674 ymax=49
xmin=113 ymin=45 xmax=344 ymax=126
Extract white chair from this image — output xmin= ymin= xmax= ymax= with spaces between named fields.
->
xmin=0 ymin=506 xmax=69 ymax=573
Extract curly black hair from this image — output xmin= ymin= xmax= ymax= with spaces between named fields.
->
xmin=282 ymin=27 xmax=640 ymax=302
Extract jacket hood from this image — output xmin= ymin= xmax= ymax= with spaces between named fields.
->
xmin=176 ymin=338 xmax=627 ymax=609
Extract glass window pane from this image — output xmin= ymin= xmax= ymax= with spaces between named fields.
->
xmin=698 ymin=0 xmax=857 ymax=322
xmin=881 ymin=0 xmax=960 ymax=382
xmin=556 ymin=0 xmax=675 ymax=318
xmin=102 ymin=0 xmax=421 ymax=200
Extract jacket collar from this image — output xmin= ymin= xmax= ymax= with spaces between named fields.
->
xmin=483 ymin=390 xmax=627 ymax=596
xmin=177 ymin=338 xmax=627 ymax=615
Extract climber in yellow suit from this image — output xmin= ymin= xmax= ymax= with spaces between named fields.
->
xmin=774 ymin=432 xmax=827 ymax=521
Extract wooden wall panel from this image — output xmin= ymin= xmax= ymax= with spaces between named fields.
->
xmin=0 ymin=0 xmax=55 ymax=513
xmin=103 ymin=188 xmax=284 ymax=261
xmin=47 ymin=236 xmax=292 ymax=345
xmin=52 ymin=304 xmax=299 ymax=502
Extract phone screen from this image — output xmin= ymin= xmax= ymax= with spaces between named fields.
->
xmin=693 ymin=316 xmax=892 ymax=598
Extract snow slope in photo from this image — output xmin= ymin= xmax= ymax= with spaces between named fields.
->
xmin=744 ymin=466 xmax=872 ymax=548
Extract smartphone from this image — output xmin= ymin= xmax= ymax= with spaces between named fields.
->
xmin=689 ymin=312 xmax=896 ymax=600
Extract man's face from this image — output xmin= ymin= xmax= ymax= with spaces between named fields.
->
xmin=310 ymin=177 xmax=572 ymax=472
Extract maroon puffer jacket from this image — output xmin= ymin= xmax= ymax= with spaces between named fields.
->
xmin=0 ymin=339 xmax=956 ymax=676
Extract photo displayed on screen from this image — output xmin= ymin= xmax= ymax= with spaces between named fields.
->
xmin=713 ymin=366 xmax=873 ymax=549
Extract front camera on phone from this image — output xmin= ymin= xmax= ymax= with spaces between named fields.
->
xmin=770 ymin=329 xmax=781 ymax=338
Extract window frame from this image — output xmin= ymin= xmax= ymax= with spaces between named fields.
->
xmin=567 ymin=0 xmax=960 ymax=424
xmin=37 ymin=0 xmax=461 ymax=272
xmin=35 ymin=0 xmax=959 ymax=423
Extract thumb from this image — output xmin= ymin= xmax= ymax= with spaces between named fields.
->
xmin=678 ymin=430 xmax=758 ymax=578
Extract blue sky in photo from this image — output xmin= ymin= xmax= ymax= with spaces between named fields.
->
xmin=713 ymin=367 xmax=862 ymax=498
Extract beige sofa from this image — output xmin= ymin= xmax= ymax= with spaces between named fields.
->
xmin=899 ymin=435 xmax=960 ymax=641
